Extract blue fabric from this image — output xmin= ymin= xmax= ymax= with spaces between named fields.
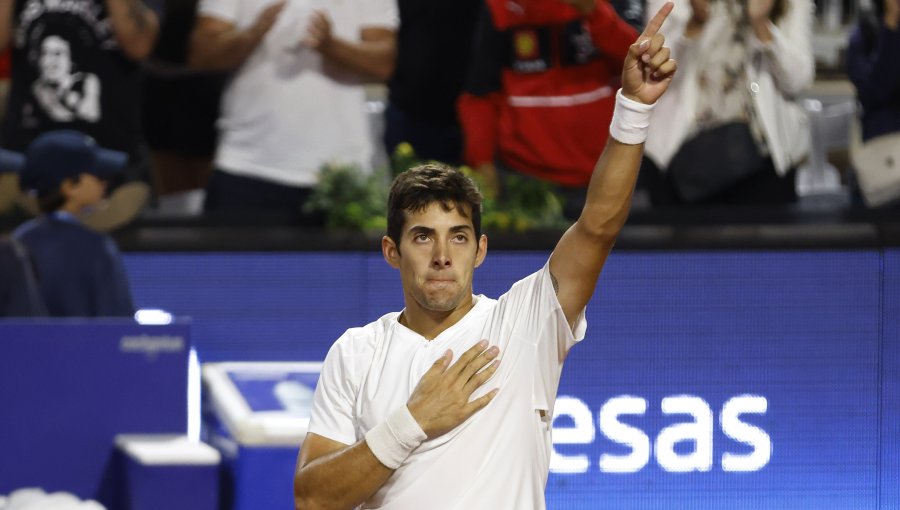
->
xmin=13 ymin=213 xmax=134 ymax=317
xmin=847 ymin=25 xmax=900 ymax=141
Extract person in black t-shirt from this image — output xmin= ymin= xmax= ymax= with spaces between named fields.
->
xmin=0 ymin=0 xmax=163 ymax=183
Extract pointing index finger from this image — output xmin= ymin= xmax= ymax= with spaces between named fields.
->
xmin=642 ymin=1 xmax=674 ymax=39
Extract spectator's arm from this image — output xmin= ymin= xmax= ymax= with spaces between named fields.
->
xmin=847 ymin=26 xmax=900 ymax=106
xmin=0 ymin=0 xmax=15 ymax=53
xmin=585 ymin=0 xmax=640 ymax=65
xmin=749 ymin=0 xmax=815 ymax=94
xmin=458 ymin=5 xmax=503 ymax=170
xmin=306 ymin=11 xmax=396 ymax=82
xmin=188 ymin=2 xmax=284 ymax=71
xmin=458 ymin=94 xmax=501 ymax=169
xmin=104 ymin=0 xmax=161 ymax=60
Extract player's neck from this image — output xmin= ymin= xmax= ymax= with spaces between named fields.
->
xmin=399 ymin=295 xmax=476 ymax=340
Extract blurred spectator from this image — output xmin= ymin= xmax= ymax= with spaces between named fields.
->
xmin=383 ymin=0 xmax=481 ymax=166
xmin=13 ymin=130 xmax=134 ymax=317
xmin=611 ymin=0 xmax=645 ymax=28
xmin=0 ymin=236 xmax=45 ymax=317
xmin=641 ymin=0 xmax=814 ymax=205
xmin=142 ymin=0 xmax=224 ymax=214
xmin=847 ymin=0 xmax=899 ymax=142
xmin=0 ymin=0 xmax=163 ymax=186
xmin=0 ymin=47 xmax=10 ymax=122
xmin=0 ymin=48 xmax=16 ymax=218
xmin=0 ymin=149 xmax=44 ymax=317
xmin=845 ymin=0 xmax=900 ymax=208
xmin=458 ymin=0 xmax=637 ymax=218
xmin=189 ymin=0 xmax=397 ymax=221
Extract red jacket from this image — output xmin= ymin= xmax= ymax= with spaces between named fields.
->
xmin=459 ymin=0 xmax=636 ymax=187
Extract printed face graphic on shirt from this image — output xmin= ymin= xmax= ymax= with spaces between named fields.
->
xmin=32 ymin=35 xmax=101 ymax=123
xmin=39 ymin=36 xmax=72 ymax=82
xmin=388 ymin=202 xmax=486 ymax=314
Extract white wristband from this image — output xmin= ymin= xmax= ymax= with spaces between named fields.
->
xmin=609 ymin=89 xmax=655 ymax=145
xmin=365 ymin=405 xmax=427 ymax=469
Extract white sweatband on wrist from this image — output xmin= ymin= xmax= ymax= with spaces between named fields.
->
xmin=609 ymin=89 xmax=655 ymax=145
xmin=365 ymin=405 xmax=427 ymax=469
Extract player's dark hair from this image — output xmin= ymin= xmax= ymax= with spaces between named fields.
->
xmin=387 ymin=164 xmax=483 ymax=250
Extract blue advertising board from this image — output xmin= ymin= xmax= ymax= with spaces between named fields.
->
xmin=883 ymin=249 xmax=900 ymax=509
xmin=0 ymin=321 xmax=191 ymax=506
xmin=123 ymin=250 xmax=898 ymax=508
xmin=545 ymin=251 xmax=882 ymax=509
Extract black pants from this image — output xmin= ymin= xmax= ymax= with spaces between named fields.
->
xmin=383 ymin=103 xmax=463 ymax=166
xmin=203 ymin=170 xmax=325 ymax=225
xmin=638 ymin=156 xmax=797 ymax=206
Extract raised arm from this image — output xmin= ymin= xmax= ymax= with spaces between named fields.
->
xmin=548 ymin=2 xmax=676 ymax=328
xmin=747 ymin=0 xmax=815 ymax=94
xmin=104 ymin=0 xmax=160 ymax=60
xmin=0 ymin=0 xmax=14 ymax=53
xmin=294 ymin=342 xmax=500 ymax=510
xmin=188 ymin=2 xmax=285 ymax=71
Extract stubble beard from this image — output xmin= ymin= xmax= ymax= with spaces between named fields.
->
xmin=415 ymin=284 xmax=467 ymax=314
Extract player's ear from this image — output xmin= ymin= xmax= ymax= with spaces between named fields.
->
xmin=474 ymin=234 xmax=488 ymax=268
xmin=383 ymin=235 xmax=401 ymax=269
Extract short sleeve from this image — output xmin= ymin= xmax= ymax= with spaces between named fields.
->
xmin=500 ymin=260 xmax=587 ymax=352
xmin=307 ymin=333 xmax=360 ymax=445
xmin=497 ymin=260 xmax=587 ymax=414
xmin=360 ymin=0 xmax=398 ymax=30
xmin=197 ymin=0 xmax=240 ymax=23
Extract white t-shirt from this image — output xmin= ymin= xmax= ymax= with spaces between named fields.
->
xmin=308 ymin=261 xmax=587 ymax=509
xmin=198 ymin=0 xmax=398 ymax=187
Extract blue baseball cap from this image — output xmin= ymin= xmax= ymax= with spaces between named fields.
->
xmin=0 ymin=148 xmax=25 ymax=174
xmin=20 ymin=130 xmax=128 ymax=195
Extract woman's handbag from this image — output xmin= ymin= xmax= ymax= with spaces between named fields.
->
xmin=850 ymin=118 xmax=900 ymax=208
xmin=666 ymin=122 xmax=766 ymax=203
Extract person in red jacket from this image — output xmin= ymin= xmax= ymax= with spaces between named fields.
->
xmin=459 ymin=0 xmax=637 ymax=217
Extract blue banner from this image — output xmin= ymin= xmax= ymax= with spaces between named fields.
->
xmin=124 ymin=250 xmax=898 ymax=508
xmin=0 ymin=321 xmax=190 ymax=503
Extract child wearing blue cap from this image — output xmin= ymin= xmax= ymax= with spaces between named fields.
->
xmin=12 ymin=130 xmax=135 ymax=317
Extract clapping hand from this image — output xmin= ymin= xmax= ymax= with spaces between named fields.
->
xmin=747 ymin=0 xmax=776 ymax=27
xmin=304 ymin=10 xmax=334 ymax=51
xmin=885 ymin=0 xmax=899 ymax=29
xmin=250 ymin=1 xmax=286 ymax=41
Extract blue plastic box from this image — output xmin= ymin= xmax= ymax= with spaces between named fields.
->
xmin=201 ymin=362 xmax=322 ymax=510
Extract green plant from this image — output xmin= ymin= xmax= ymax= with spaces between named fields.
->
xmin=478 ymin=172 xmax=568 ymax=232
xmin=308 ymin=143 xmax=568 ymax=233
xmin=304 ymin=162 xmax=388 ymax=232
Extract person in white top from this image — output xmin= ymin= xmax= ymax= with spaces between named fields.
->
xmin=641 ymin=0 xmax=813 ymax=204
xmin=294 ymin=4 xmax=677 ymax=508
xmin=188 ymin=0 xmax=398 ymax=218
